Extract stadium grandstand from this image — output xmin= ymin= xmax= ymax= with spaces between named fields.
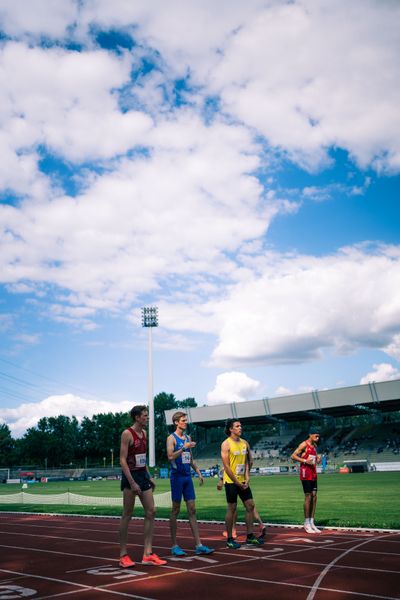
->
xmin=165 ymin=379 xmax=400 ymax=474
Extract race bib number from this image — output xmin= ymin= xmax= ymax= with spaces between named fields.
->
xmin=236 ymin=464 xmax=245 ymax=475
xmin=309 ymin=455 xmax=316 ymax=464
xmin=136 ymin=453 xmax=146 ymax=467
xmin=182 ymin=451 xmax=191 ymax=464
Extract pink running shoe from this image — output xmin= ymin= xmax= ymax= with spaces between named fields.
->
xmin=142 ymin=553 xmax=167 ymax=566
xmin=119 ymin=555 xmax=135 ymax=568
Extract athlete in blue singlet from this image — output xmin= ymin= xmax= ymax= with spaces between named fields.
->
xmin=167 ymin=411 xmax=214 ymax=557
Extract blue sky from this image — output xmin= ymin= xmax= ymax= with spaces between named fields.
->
xmin=0 ymin=0 xmax=399 ymax=436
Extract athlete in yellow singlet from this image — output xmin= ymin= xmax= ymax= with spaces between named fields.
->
xmin=220 ymin=419 xmax=263 ymax=549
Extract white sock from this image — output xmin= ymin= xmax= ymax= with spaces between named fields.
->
xmin=310 ymin=518 xmax=314 ymax=525
xmin=305 ymin=518 xmax=310 ymax=525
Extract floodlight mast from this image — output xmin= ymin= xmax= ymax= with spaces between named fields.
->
xmin=141 ymin=306 xmax=158 ymax=468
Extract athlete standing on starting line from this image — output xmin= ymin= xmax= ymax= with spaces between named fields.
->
xmin=221 ymin=419 xmax=263 ymax=549
xmin=291 ymin=430 xmax=322 ymax=533
xmin=167 ymin=411 xmax=214 ymax=557
xmin=119 ymin=405 xmax=167 ymax=567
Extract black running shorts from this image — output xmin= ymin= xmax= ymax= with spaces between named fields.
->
xmin=224 ymin=482 xmax=253 ymax=504
xmin=301 ymin=479 xmax=318 ymax=494
xmin=120 ymin=469 xmax=153 ymax=492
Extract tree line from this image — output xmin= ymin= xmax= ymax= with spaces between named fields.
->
xmin=0 ymin=392 xmax=197 ymax=469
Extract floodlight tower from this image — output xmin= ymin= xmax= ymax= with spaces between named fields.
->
xmin=141 ymin=306 xmax=158 ymax=467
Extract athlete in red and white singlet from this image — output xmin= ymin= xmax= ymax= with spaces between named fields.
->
xmin=299 ymin=441 xmax=317 ymax=481
xmin=291 ymin=431 xmax=321 ymax=534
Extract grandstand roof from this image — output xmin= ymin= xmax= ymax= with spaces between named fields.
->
xmin=164 ymin=379 xmax=400 ymax=428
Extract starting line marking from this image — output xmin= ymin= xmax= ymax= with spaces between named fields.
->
xmin=87 ymin=567 xmax=146 ymax=580
xmin=287 ymin=537 xmax=335 ymax=544
xmin=0 ymin=586 xmax=37 ymax=599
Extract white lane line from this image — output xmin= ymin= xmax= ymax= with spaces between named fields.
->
xmin=65 ymin=564 xmax=112 ymax=573
xmin=305 ymin=532 xmax=400 ymax=600
xmin=192 ymin=569 xmax=400 ymax=600
xmin=0 ymin=568 xmax=158 ymax=600
xmin=263 ymin=555 xmax=400 ymax=575
xmin=0 ymin=543 xmax=186 ymax=573
xmin=0 ymin=569 xmax=91 ymax=590
xmin=0 ymin=530 xmax=173 ymax=552
xmin=1 ymin=513 xmax=398 ymax=533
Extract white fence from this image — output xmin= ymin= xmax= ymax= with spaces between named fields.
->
xmin=371 ymin=462 xmax=400 ymax=472
xmin=0 ymin=491 xmax=171 ymax=507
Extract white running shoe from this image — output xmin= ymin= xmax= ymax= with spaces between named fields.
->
xmin=310 ymin=524 xmax=321 ymax=533
xmin=304 ymin=523 xmax=314 ymax=534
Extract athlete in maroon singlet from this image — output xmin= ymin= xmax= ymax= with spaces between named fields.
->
xmin=119 ymin=405 xmax=167 ymax=567
xmin=291 ymin=431 xmax=321 ymax=534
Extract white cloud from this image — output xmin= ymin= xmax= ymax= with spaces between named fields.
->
xmin=274 ymin=386 xmax=292 ymax=397
xmin=0 ymin=112 xmax=270 ymax=314
xmin=360 ymin=363 xmax=400 ymax=385
xmin=0 ymin=41 xmax=152 ymax=175
xmin=1 ymin=2 xmax=398 ymax=173
xmin=75 ymin=0 xmax=400 ymax=173
xmin=207 ymin=371 xmax=260 ymax=405
xmin=210 ymin=245 xmax=400 ymax=366
xmin=0 ymin=394 xmax=132 ymax=438
xmin=0 ymin=0 xmax=77 ymax=38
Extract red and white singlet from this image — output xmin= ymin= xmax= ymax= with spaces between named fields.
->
xmin=299 ymin=441 xmax=317 ymax=481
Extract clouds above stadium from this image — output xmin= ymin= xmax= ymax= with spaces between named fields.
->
xmin=207 ymin=371 xmax=261 ymax=405
xmin=0 ymin=0 xmax=399 ymax=427
xmin=0 ymin=394 xmax=132 ymax=438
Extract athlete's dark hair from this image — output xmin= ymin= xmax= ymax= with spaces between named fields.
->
xmin=224 ymin=418 xmax=240 ymax=437
xmin=172 ymin=411 xmax=187 ymax=425
xmin=130 ymin=405 xmax=148 ymax=421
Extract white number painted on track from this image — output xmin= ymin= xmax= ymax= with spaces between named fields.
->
xmin=0 ymin=586 xmax=37 ymax=599
xmin=287 ymin=537 xmax=334 ymax=544
xmin=87 ymin=567 xmax=145 ymax=580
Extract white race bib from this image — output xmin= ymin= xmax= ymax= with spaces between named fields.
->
xmin=136 ymin=453 xmax=146 ymax=467
xmin=182 ymin=451 xmax=191 ymax=464
xmin=236 ymin=464 xmax=245 ymax=475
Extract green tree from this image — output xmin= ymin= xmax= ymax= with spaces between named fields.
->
xmin=0 ymin=423 xmax=14 ymax=466
xmin=154 ymin=392 xmax=178 ymax=464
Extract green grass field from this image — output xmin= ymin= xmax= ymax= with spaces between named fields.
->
xmin=1 ymin=472 xmax=399 ymax=529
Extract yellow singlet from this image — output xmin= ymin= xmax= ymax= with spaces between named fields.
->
xmin=223 ymin=437 xmax=248 ymax=484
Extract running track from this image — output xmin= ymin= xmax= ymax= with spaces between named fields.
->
xmin=0 ymin=513 xmax=399 ymax=600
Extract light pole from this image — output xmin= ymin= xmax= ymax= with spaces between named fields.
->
xmin=141 ymin=306 xmax=158 ymax=467
xmin=110 ymin=448 xmax=114 ymax=468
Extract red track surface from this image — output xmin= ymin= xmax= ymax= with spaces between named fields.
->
xmin=0 ymin=513 xmax=399 ymax=600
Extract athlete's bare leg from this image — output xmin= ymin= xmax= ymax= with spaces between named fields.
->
xmin=244 ymin=498 xmax=256 ymax=535
xmin=170 ymin=500 xmax=181 ymax=547
xmin=119 ymin=488 xmax=136 ymax=557
xmin=304 ymin=492 xmax=312 ymax=519
xmin=186 ymin=499 xmax=201 ymax=546
xmin=140 ymin=488 xmax=156 ymax=556
xmin=225 ymin=502 xmax=237 ymax=537
xmin=311 ymin=491 xmax=317 ymax=518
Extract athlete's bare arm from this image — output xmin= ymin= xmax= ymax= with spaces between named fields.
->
xmin=291 ymin=441 xmax=314 ymax=465
xmin=166 ymin=434 xmax=196 ymax=461
xmin=245 ymin=441 xmax=252 ymax=484
xmin=186 ymin=435 xmax=203 ymax=485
